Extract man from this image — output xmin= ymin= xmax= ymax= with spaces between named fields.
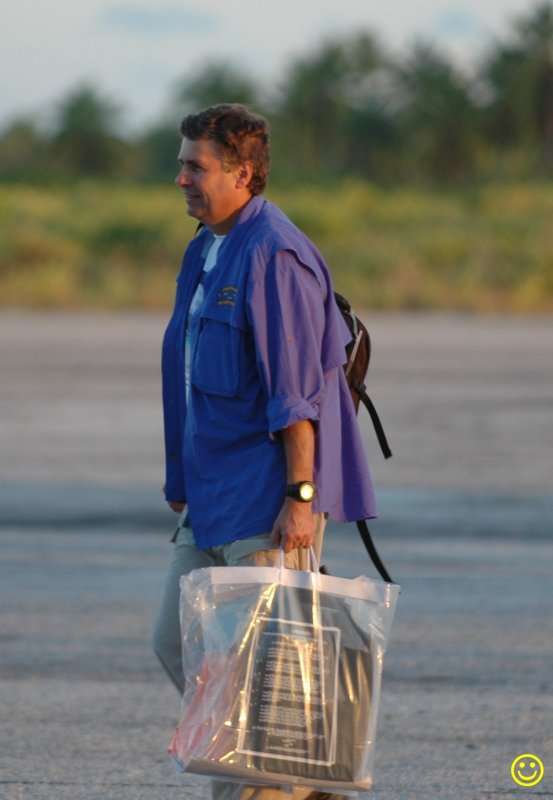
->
xmin=153 ymin=104 xmax=377 ymax=800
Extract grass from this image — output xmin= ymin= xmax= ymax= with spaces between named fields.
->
xmin=1 ymin=179 xmax=552 ymax=312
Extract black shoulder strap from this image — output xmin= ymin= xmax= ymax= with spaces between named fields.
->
xmin=353 ymin=383 xmax=393 ymax=459
xmin=356 ymin=519 xmax=395 ymax=584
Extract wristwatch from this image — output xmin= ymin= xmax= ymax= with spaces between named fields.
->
xmin=285 ymin=481 xmax=317 ymax=502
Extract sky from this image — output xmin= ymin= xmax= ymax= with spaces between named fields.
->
xmin=0 ymin=0 xmax=539 ymax=134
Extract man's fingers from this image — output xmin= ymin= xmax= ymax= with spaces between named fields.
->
xmin=282 ymin=531 xmax=313 ymax=553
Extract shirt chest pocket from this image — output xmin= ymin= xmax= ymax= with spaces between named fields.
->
xmin=192 ymin=308 xmax=250 ymax=398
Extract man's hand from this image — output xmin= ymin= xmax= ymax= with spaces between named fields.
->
xmin=163 ymin=485 xmax=185 ymax=514
xmin=271 ymin=497 xmax=314 ymax=553
xmin=272 ymin=419 xmax=316 ymax=552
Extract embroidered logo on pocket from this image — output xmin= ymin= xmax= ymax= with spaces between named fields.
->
xmin=217 ymin=286 xmax=238 ymax=307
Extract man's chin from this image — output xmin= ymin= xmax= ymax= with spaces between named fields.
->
xmin=184 ymin=201 xmax=211 ymax=229
xmin=186 ymin=204 xmax=202 ymax=222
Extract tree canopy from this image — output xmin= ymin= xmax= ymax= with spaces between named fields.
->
xmin=52 ymin=84 xmax=123 ymax=175
xmin=1 ymin=2 xmax=552 ymax=184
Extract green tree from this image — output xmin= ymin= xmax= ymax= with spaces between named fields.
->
xmin=481 ymin=2 xmax=553 ymax=167
xmin=52 ymin=84 xmax=123 ymax=175
xmin=0 ymin=119 xmax=49 ymax=179
xmin=393 ymin=42 xmax=481 ymax=182
xmin=138 ymin=124 xmax=182 ymax=181
xmin=174 ymin=62 xmax=262 ymax=112
xmin=340 ymin=71 xmax=401 ymax=182
xmin=274 ymin=33 xmax=387 ymax=178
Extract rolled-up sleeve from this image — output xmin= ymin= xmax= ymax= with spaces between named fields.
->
xmin=247 ymin=250 xmax=327 ymax=436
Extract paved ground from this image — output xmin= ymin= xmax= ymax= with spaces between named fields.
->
xmin=1 ymin=311 xmax=552 ymax=800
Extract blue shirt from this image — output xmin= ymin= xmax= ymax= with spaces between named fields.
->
xmin=162 ymin=196 xmax=377 ymax=548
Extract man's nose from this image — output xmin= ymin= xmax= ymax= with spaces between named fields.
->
xmin=175 ymin=167 xmax=190 ymax=187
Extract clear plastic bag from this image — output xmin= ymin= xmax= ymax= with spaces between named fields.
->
xmin=169 ymin=552 xmax=399 ymax=793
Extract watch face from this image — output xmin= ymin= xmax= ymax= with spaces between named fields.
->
xmin=286 ymin=481 xmax=317 ymax=502
xmin=299 ymin=482 xmax=316 ymax=501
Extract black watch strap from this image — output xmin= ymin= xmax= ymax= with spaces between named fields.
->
xmin=285 ymin=481 xmax=317 ymax=502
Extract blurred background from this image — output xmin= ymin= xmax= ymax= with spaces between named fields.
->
xmin=1 ymin=4 xmax=553 ymax=797
xmin=1 ymin=0 xmax=553 ymax=312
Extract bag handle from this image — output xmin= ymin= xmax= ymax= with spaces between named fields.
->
xmin=279 ymin=537 xmax=394 ymax=585
xmin=277 ymin=546 xmax=320 ymax=576
xmin=276 ymin=547 xmax=322 ymax=623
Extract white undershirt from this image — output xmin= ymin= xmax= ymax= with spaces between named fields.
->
xmin=184 ymin=234 xmax=226 ymax=398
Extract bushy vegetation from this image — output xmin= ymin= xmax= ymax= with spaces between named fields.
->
xmin=1 ymin=180 xmax=552 ymax=312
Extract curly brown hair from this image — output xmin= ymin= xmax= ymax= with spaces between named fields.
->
xmin=180 ymin=104 xmax=270 ymax=195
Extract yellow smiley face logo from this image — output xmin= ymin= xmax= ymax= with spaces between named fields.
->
xmin=511 ymin=754 xmax=544 ymax=787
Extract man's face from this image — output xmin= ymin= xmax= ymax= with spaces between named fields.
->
xmin=175 ymin=138 xmax=251 ymax=234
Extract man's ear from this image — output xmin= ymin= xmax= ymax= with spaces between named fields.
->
xmin=235 ymin=162 xmax=253 ymax=189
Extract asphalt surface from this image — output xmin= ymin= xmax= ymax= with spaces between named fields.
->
xmin=1 ymin=311 xmax=552 ymax=800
